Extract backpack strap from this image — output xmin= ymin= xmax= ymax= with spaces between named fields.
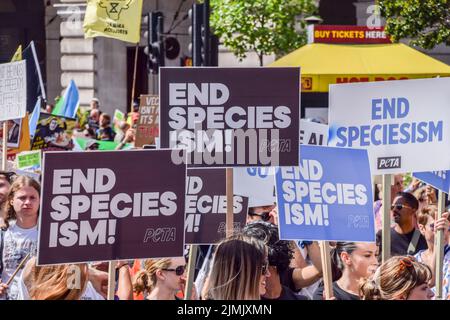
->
xmin=407 ymin=229 xmax=421 ymax=256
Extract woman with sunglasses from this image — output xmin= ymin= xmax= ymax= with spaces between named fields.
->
xmin=133 ymin=257 xmax=187 ymax=300
xmin=415 ymin=205 xmax=450 ymax=299
xmin=205 ymin=234 xmax=270 ymax=300
xmin=360 ymin=255 xmax=434 ymax=300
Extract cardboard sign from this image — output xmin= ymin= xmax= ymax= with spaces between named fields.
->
xmin=233 ymin=167 xmax=276 ymax=208
xmin=233 ymin=121 xmax=329 ymax=208
xmin=413 ymin=171 xmax=450 ymax=194
xmin=113 ymin=109 xmax=125 ymax=132
xmin=328 ymin=78 xmax=450 ymax=174
xmin=185 ymin=169 xmax=248 ymax=244
xmin=276 ymin=145 xmax=375 ymax=242
xmin=31 ymin=113 xmax=76 ymax=152
xmin=16 ymin=150 xmax=41 ymax=172
xmin=37 ymin=149 xmax=186 ymax=265
xmin=0 ymin=118 xmax=22 ymax=148
xmin=300 ymin=119 xmax=328 ymax=146
xmin=160 ymin=67 xmax=300 ymax=167
xmin=135 ymin=95 xmax=159 ymax=147
xmin=0 ymin=60 xmax=27 ymax=121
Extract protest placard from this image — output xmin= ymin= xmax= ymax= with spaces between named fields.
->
xmin=328 ymin=77 xmax=450 ymax=174
xmin=159 ymin=67 xmax=300 ymax=167
xmin=413 ymin=171 xmax=450 ymax=194
xmin=299 ymin=119 xmax=328 ymax=146
xmin=113 ymin=109 xmax=125 ymax=131
xmin=0 ymin=60 xmax=26 ymax=121
xmin=233 ymin=120 xmax=329 ymax=207
xmin=31 ymin=113 xmax=76 ymax=151
xmin=276 ymin=145 xmax=375 ymax=242
xmin=37 ymin=149 xmax=186 ymax=265
xmin=135 ymin=95 xmax=159 ymax=147
xmin=16 ymin=150 xmax=41 ymax=172
xmin=185 ymin=169 xmax=248 ymax=244
xmin=233 ymin=167 xmax=276 ymax=208
xmin=0 ymin=119 xmax=22 ymax=148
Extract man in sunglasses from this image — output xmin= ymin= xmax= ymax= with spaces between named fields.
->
xmin=247 ymin=204 xmax=277 ymax=224
xmin=376 ymin=192 xmax=428 ymax=260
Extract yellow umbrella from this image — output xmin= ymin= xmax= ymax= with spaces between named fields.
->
xmin=270 ymin=43 xmax=450 ymax=92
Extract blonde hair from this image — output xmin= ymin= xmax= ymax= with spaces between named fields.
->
xmin=133 ymin=258 xmax=172 ymax=295
xmin=360 ymin=256 xmax=431 ymax=300
xmin=25 ymin=258 xmax=88 ymax=300
xmin=206 ymin=234 xmax=267 ymax=300
xmin=4 ymin=176 xmax=40 ymax=228
xmin=417 ymin=205 xmax=438 ymax=226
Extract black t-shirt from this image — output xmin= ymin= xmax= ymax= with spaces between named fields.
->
xmin=261 ymin=285 xmax=309 ymax=301
xmin=376 ymin=227 xmax=428 ymax=259
xmin=313 ymin=281 xmax=360 ymax=300
xmin=279 ymin=267 xmax=298 ymax=292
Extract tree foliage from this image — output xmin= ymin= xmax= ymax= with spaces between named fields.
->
xmin=209 ymin=0 xmax=318 ymax=66
xmin=379 ymin=0 xmax=450 ymax=49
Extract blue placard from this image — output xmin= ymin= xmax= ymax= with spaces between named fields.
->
xmin=276 ymin=145 xmax=375 ymax=242
xmin=413 ymin=171 xmax=450 ymax=194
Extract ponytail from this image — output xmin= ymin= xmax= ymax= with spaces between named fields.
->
xmin=330 ymin=247 xmax=343 ymax=281
xmin=330 ymin=242 xmax=358 ymax=282
xmin=133 ymin=270 xmax=152 ymax=295
xmin=359 ymin=276 xmax=382 ymax=300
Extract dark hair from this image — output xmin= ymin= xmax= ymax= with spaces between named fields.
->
xmin=242 ymin=221 xmax=293 ymax=273
xmin=396 ymin=191 xmax=419 ymax=210
xmin=330 ymin=242 xmax=358 ymax=281
xmin=0 ymin=171 xmax=16 ymax=184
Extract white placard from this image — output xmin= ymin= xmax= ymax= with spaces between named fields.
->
xmin=0 ymin=60 xmax=26 ymax=121
xmin=328 ymin=77 xmax=450 ymax=174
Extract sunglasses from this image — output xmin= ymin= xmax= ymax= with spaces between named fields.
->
xmin=249 ymin=211 xmax=271 ymax=222
xmin=391 ymin=204 xmax=413 ymax=211
xmin=162 ymin=265 xmax=186 ymax=276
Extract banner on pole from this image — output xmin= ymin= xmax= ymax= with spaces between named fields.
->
xmin=37 ymin=149 xmax=186 ymax=265
xmin=83 ymin=0 xmax=143 ymax=43
xmin=185 ymin=169 xmax=248 ymax=244
xmin=328 ymin=78 xmax=450 ymax=174
xmin=160 ymin=67 xmax=300 ymax=168
xmin=276 ymin=145 xmax=375 ymax=242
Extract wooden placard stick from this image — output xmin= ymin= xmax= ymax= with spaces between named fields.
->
xmin=226 ymin=168 xmax=234 ymax=238
xmin=319 ymin=241 xmax=334 ymax=300
xmin=434 ymin=190 xmax=446 ymax=299
xmin=107 ymin=261 xmax=115 ymax=300
xmin=2 ymin=122 xmax=7 ymax=170
xmin=184 ymin=245 xmax=198 ymax=300
xmin=381 ymin=174 xmax=392 ymax=263
xmin=6 ymin=252 xmax=31 ymax=286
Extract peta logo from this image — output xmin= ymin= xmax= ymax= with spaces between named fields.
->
xmin=99 ymin=0 xmax=132 ymax=20
xmin=377 ymin=156 xmax=401 ymax=169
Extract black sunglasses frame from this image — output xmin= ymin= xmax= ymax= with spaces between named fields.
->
xmin=162 ymin=265 xmax=186 ymax=276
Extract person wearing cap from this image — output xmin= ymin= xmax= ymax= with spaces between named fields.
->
xmin=85 ymin=140 xmax=99 ymax=151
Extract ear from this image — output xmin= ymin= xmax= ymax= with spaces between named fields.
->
xmin=155 ymin=269 xmax=165 ymax=281
xmin=418 ymin=224 xmax=426 ymax=235
xmin=340 ymin=251 xmax=352 ymax=266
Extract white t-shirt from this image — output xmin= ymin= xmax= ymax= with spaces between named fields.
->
xmin=16 ymin=273 xmax=105 ymax=300
xmin=1 ymin=222 xmax=38 ymax=300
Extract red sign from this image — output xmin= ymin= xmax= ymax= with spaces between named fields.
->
xmin=310 ymin=25 xmax=392 ymax=44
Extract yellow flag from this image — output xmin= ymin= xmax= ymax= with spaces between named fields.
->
xmin=11 ymin=45 xmax=22 ymax=62
xmin=83 ymin=0 xmax=143 ymax=43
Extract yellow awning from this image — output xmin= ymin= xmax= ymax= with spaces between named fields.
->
xmin=269 ymin=43 xmax=450 ymax=92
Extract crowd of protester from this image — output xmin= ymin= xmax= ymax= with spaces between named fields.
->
xmin=0 ymin=97 xmax=449 ymax=300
